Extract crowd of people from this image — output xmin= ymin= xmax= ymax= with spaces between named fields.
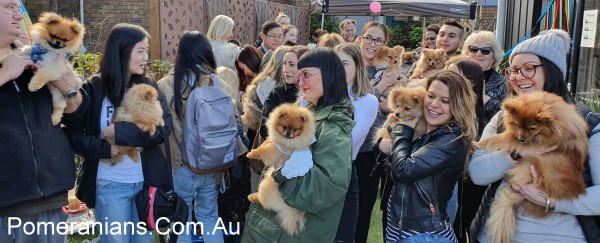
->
xmin=1 ymin=0 xmax=600 ymax=242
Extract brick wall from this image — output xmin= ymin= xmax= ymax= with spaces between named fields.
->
xmin=84 ymin=0 xmax=151 ymax=53
xmin=24 ymin=0 xmax=150 ymax=54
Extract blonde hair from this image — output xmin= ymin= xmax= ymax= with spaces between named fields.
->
xmin=426 ymin=70 xmax=478 ymax=171
xmin=461 ymin=31 xmax=504 ymax=69
xmin=207 ymin=15 xmax=234 ymax=43
xmin=334 ymin=43 xmax=373 ymax=99
xmin=252 ymin=45 xmax=290 ymax=85
xmin=318 ymin=33 xmax=345 ymax=48
xmin=444 ymin=55 xmax=470 ymax=69
xmin=216 ymin=67 xmax=239 ymax=101
xmin=276 ymin=12 xmax=290 ymax=23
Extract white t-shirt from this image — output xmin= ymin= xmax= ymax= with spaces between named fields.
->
xmin=348 ymin=89 xmax=378 ymax=160
xmin=96 ymin=97 xmax=144 ymax=183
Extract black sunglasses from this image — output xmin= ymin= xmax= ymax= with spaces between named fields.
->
xmin=468 ymin=46 xmax=493 ymax=55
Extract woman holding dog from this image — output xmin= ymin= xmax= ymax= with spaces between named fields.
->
xmin=62 ymin=23 xmax=172 ymax=243
xmin=354 ymin=20 xmax=406 ymax=243
xmin=377 ymin=70 xmax=477 ymax=243
xmin=469 ymin=29 xmax=600 ymax=242
xmin=242 ymin=48 xmax=354 ymax=242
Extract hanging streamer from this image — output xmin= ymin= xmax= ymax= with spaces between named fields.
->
xmin=17 ymin=0 xmax=32 ymax=45
xmin=503 ymin=0 xmax=555 ymax=58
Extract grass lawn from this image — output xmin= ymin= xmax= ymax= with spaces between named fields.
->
xmin=367 ymin=195 xmax=384 ymax=243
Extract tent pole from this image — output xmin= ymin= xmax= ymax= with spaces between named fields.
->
xmin=496 ymin=0 xmax=506 ymax=49
xmin=321 ymin=13 xmax=325 ymax=29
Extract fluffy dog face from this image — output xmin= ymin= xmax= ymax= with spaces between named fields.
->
xmin=420 ymin=48 xmax=447 ymax=69
xmin=373 ymin=46 xmax=403 ymax=67
xmin=388 ymin=86 xmax=426 ymax=120
xmin=403 ymin=52 xmax=417 ymax=65
xmin=31 ymin=12 xmax=85 ymax=51
xmin=502 ymin=97 xmax=556 ymax=145
xmin=271 ymin=105 xmax=312 ymax=139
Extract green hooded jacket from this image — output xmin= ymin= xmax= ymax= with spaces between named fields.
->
xmin=241 ymin=100 xmax=355 ymax=242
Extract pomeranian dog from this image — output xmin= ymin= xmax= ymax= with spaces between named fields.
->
xmin=474 ymin=91 xmax=589 ymax=243
xmin=108 ymin=84 xmax=165 ymax=165
xmin=372 ymin=45 xmax=405 ymax=74
xmin=374 ymin=86 xmax=427 ymax=144
xmin=401 ymin=51 xmax=418 ymax=75
xmin=410 ymin=48 xmax=447 ymax=80
xmin=246 ymin=104 xmax=316 ymax=236
xmin=26 ymin=12 xmax=85 ymax=125
xmin=241 ymin=84 xmax=262 ymax=131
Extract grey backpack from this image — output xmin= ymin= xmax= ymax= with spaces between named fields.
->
xmin=182 ymin=74 xmax=238 ymax=173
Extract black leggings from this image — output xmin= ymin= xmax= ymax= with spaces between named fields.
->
xmin=335 ymin=162 xmax=359 ymax=242
xmin=354 ymin=151 xmax=383 ymax=243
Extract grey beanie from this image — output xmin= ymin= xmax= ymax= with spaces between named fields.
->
xmin=509 ymin=29 xmax=571 ymax=79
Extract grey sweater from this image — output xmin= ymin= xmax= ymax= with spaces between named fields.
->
xmin=469 ymin=112 xmax=600 ymax=243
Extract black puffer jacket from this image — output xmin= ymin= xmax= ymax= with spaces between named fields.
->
xmin=62 ymin=76 xmax=173 ymax=208
xmin=388 ymin=123 xmax=467 ymax=232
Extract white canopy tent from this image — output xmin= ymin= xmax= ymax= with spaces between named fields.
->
xmin=313 ymin=0 xmax=472 ymax=19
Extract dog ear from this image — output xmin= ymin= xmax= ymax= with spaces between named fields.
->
xmin=412 ymin=87 xmax=426 ymax=102
xmin=40 ymin=12 xmax=61 ymax=25
xmin=502 ymin=98 xmax=519 ymax=115
xmin=535 ymin=111 xmax=554 ymax=124
xmin=143 ymin=88 xmax=157 ymax=101
xmin=71 ymin=23 xmax=84 ymax=36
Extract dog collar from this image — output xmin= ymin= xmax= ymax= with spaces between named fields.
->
xmin=275 ymin=144 xmax=293 ymax=155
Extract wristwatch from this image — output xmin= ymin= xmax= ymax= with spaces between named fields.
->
xmin=62 ymin=87 xmax=79 ymax=99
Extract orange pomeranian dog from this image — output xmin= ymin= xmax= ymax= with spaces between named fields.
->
xmin=247 ymin=104 xmax=315 ymax=236
xmin=26 ymin=12 xmax=85 ymax=125
xmin=374 ymin=86 xmax=427 ymax=144
xmin=410 ymin=48 xmax=447 ymax=80
xmin=474 ymin=91 xmax=589 ymax=243
xmin=107 ymin=84 xmax=165 ymax=165
xmin=372 ymin=45 xmax=405 ymax=74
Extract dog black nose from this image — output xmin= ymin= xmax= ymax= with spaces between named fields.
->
xmin=55 ymin=40 xmax=62 ymax=46
xmin=395 ymin=113 xmax=401 ymax=118
xmin=519 ymin=137 xmax=526 ymax=143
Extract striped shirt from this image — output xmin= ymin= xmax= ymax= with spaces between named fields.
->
xmin=385 ymin=197 xmax=458 ymax=242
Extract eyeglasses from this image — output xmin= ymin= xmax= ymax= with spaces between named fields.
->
xmin=426 ymin=37 xmax=436 ymax=41
xmin=468 ymin=46 xmax=493 ymax=56
xmin=361 ymin=36 xmax=385 ymax=46
xmin=504 ymin=64 xmax=543 ymax=80
xmin=2 ymin=3 xmax=23 ymax=16
xmin=266 ymin=34 xmax=283 ymax=40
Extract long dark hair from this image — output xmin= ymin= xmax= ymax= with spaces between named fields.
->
xmin=100 ymin=23 xmax=149 ymax=107
xmin=172 ymin=31 xmax=217 ymax=120
xmin=297 ymin=48 xmax=349 ymax=108
xmin=235 ymin=45 xmax=263 ymax=91
xmin=453 ymin=59 xmax=487 ymax=136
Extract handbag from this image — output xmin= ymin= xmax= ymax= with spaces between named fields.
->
xmin=135 ymin=135 xmax=188 ymax=243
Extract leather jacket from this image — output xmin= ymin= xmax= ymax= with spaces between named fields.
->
xmin=388 ymin=123 xmax=467 ymax=232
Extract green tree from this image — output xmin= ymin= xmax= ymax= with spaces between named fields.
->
xmin=388 ymin=22 xmax=422 ymax=50
xmin=310 ymin=14 xmax=339 ymax=42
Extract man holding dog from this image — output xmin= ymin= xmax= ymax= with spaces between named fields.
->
xmin=0 ymin=0 xmax=82 ymax=242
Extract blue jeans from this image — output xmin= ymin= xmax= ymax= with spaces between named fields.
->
xmin=446 ymin=183 xmax=458 ymax=224
xmin=95 ymin=178 xmax=154 ymax=243
xmin=173 ymin=167 xmax=224 ymax=243
xmin=387 ymin=233 xmax=455 ymax=243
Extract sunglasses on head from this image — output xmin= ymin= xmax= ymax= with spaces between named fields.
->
xmin=468 ymin=46 xmax=493 ymax=55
